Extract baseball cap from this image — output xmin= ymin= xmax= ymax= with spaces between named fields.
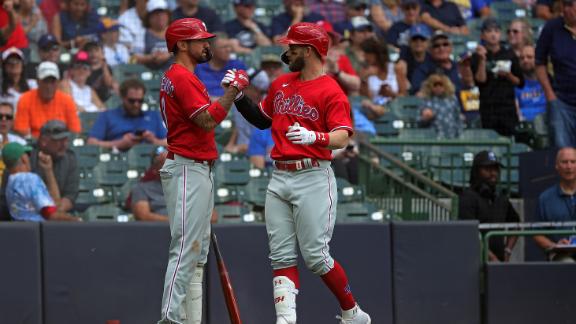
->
xmin=473 ymin=151 xmax=503 ymax=168
xmin=401 ymin=0 xmax=420 ymax=6
xmin=40 ymin=120 xmax=71 ymax=140
xmin=1 ymin=47 xmax=24 ymax=61
xmin=431 ymin=30 xmax=450 ymax=42
xmin=37 ymin=61 xmax=60 ymax=80
xmin=147 ymin=0 xmax=168 ymax=12
xmin=261 ymin=53 xmax=282 ymax=64
xmin=481 ymin=18 xmax=500 ymax=32
xmin=409 ymin=24 xmax=431 ymax=40
xmin=232 ymin=0 xmax=255 ymax=5
xmin=72 ymin=50 xmax=91 ymax=67
xmin=38 ymin=33 xmax=59 ymax=50
xmin=99 ymin=17 xmax=121 ymax=33
xmin=350 ymin=16 xmax=373 ymax=32
xmin=2 ymin=142 xmax=32 ymax=168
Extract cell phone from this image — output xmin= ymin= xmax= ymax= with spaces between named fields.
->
xmin=134 ymin=129 xmax=145 ymax=136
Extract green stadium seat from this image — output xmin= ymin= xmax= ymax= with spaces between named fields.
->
xmin=338 ymin=184 xmax=365 ymax=204
xmin=398 ymin=128 xmax=436 ymax=139
xmin=79 ymin=112 xmax=100 ymax=136
xmin=214 ymin=185 xmax=242 ymax=204
xmin=94 ymin=160 xmax=133 ymax=187
xmin=215 ymin=204 xmax=252 ymax=223
xmin=127 ymin=144 xmax=155 ymax=170
xmin=75 ymin=178 xmax=109 ymax=211
xmin=214 ymin=159 xmax=251 ymax=186
xmin=387 ymin=96 xmax=423 ymax=122
xmin=82 ymin=204 xmax=127 ymax=222
xmin=460 ymin=128 xmax=501 ymax=140
xmin=336 ymin=202 xmax=377 ymax=223
xmin=113 ymin=64 xmax=148 ymax=83
xmin=242 ymin=177 xmax=270 ymax=207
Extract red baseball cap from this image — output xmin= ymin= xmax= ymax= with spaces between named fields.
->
xmin=165 ymin=18 xmax=215 ymax=52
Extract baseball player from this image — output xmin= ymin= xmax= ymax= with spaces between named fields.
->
xmin=158 ymin=18 xmax=249 ymax=324
xmin=223 ymin=22 xmax=371 ymax=324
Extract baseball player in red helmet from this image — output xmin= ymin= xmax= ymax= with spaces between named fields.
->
xmin=158 ymin=18 xmax=249 ymax=324
xmin=223 ymin=22 xmax=371 ymax=324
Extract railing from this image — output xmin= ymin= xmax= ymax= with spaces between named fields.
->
xmin=479 ymin=222 xmax=576 ymax=262
xmin=358 ymin=139 xmax=459 ymax=221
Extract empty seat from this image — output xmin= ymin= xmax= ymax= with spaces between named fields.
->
xmin=82 ymin=204 xmax=126 ymax=222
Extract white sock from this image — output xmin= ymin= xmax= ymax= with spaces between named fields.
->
xmin=341 ymin=304 xmax=359 ymax=320
xmin=273 ymin=276 xmax=298 ymax=324
xmin=184 ymin=266 xmax=204 ymax=324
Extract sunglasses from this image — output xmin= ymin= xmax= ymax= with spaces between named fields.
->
xmin=507 ymin=29 xmax=520 ymax=34
xmin=0 ymin=113 xmax=13 ymax=120
xmin=432 ymin=42 xmax=451 ymax=49
xmin=127 ymin=98 xmax=144 ymax=105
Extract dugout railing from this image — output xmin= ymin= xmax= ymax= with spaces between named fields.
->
xmin=358 ymin=139 xmax=459 ymax=221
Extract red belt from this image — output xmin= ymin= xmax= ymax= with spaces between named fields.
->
xmin=166 ymin=152 xmax=216 ymax=167
xmin=274 ymin=159 xmax=320 ymax=171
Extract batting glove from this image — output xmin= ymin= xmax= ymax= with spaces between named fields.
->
xmin=223 ymin=69 xmax=250 ymax=91
xmin=286 ymin=123 xmax=318 ymax=145
xmin=220 ymin=69 xmax=236 ymax=87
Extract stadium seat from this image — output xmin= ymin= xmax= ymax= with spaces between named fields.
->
xmin=214 ymin=159 xmax=251 ymax=186
xmin=82 ymin=204 xmax=127 ymax=222
xmin=127 ymin=144 xmax=155 ymax=170
xmin=398 ymin=128 xmax=436 ymax=139
xmin=79 ymin=112 xmax=100 ymax=137
xmin=243 ymin=177 xmax=270 ymax=207
xmin=387 ymin=96 xmax=423 ymax=124
xmin=214 ymin=185 xmax=242 ymax=204
xmin=336 ymin=202 xmax=377 ymax=223
xmin=75 ymin=178 xmax=109 ymax=211
xmin=113 ymin=64 xmax=148 ymax=83
xmin=459 ymin=128 xmax=502 ymax=140
xmin=215 ymin=204 xmax=252 ymax=223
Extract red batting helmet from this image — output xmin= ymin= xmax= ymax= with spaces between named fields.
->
xmin=165 ymin=18 xmax=215 ymax=52
xmin=277 ymin=22 xmax=330 ymax=57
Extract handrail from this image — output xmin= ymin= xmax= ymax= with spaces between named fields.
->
xmin=479 ymin=222 xmax=576 ymax=230
xmin=358 ymin=138 xmax=457 ymax=198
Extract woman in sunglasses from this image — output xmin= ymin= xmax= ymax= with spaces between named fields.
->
xmin=506 ymin=19 xmax=533 ymax=58
xmin=418 ymin=73 xmax=463 ymax=139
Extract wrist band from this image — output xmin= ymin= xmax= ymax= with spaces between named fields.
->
xmin=207 ymin=102 xmax=227 ymax=124
xmin=314 ymin=132 xmax=329 ymax=147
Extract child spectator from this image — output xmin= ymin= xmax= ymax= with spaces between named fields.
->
xmin=59 ymin=51 xmax=106 ymax=112
xmin=99 ymin=18 xmax=130 ymax=67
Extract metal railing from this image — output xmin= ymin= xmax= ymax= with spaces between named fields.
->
xmin=358 ymin=139 xmax=459 ymax=221
xmin=479 ymin=222 xmax=576 ymax=262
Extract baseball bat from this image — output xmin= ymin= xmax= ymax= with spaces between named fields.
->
xmin=211 ymin=231 xmax=242 ymax=324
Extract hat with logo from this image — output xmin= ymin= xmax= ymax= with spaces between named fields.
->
xmin=1 ymin=47 xmax=24 ymax=61
xmin=99 ymin=17 xmax=121 ymax=33
xmin=2 ymin=142 xmax=32 ymax=168
xmin=38 ymin=33 xmax=60 ymax=50
xmin=37 ymin=61 xmax=60 ymax=80
xmin=40 ymin=120 xmax=71 ymax=140
xmin=473 ymin=150 xmax=503 ymax=168
xmin=350 ymin=16 xmax=373 ymax=32
xmin=409 ymin=24 xmax=431 ymax=39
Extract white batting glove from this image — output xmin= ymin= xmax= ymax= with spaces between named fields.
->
xmin=286 ymin=122 xmax=317 ymax=145
xmin=220 ymin=69 xmax=237 ymax=87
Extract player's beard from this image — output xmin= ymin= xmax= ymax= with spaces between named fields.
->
xmin=197 ymin=48 xmax=213 ymax=64
xmin=288 ymin=56 xmax=305 ymax=72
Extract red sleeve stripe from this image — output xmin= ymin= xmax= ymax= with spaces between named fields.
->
xmin=330 ymin=126 xmax=354 ymax=134
xmin=258 ymin=102 xmax=273 ymax=120
xmin=188 ymin=103 xmax=210 ymax=119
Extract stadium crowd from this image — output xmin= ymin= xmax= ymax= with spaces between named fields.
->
xmin=0 ymin=0 xmax=574 ymax=260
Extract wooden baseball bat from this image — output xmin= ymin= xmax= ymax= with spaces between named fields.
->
xmin=211 ymin=231 xmax=242 ymax=324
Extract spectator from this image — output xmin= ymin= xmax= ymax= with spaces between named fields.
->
xmin=130 ymin=146 xmax=168 ymax=221
xmin=411 ymin=31 xmax=470 ymax=95
xmin=2 ymin=142 xmax=79 ymax=221
xmin=30 ymin=120 xmax=79 ymax=213
xmin=84 ymin=41 xmax=118 ymax=103
xmin=87 ymin=79 xmax=167 ymax=150
xmin=515 ymin=45 xmax=546 ymax=122
xmin=0 ymin=47 xmax=37 ymax=109
xmin=507 ymin=19 xmax=533 ymax=58
xmin=24 ymin=33 xmax=66 ymax=80
xmin=248 ymin=127 xmax=274 ymax=170
xmin=371 ymin=0 xmax=404 ymax=34
xmin=344 ymin=16 xmax=375 ymax=73
xmin=471 ymin=18 xmax=523 ymax=137
xmin=99 ymin=17 xmax=130 ymax=67
xmin=51 ymin=0 xmax=102 ymax=50
xmin=17 ymin=0 xmax=48 ymax=50
xmin=318 ymin=20 xmax=361 ymax=94
xmin=452 ymin=0 xmax=490 ymax=21
xmin=333 ymin=0 xmax=368 ymax=37
xmin=360 ymin=38 xmax=406 ymax=105
xmin=171 ymin=0 xmax=224 ymax=33
xmin=195 ymin=35 xmax=247 ymax=98
xmin=133 ymin=0 xmax=172 ymax=70
xmin=459 ymin=151 xmax=520 ymax=262
xmin=0 ymin=101 xmax=25 ymax=181
xmin=535 ymin=147 xmax=576 ymax=262
xmin=420 ymin=0 xmax=469 ymax=35
xmin=396 ymin=24 xmax=432 ymax=85
xmin=386 ymin=0 xmax=422 ymax=48
xmin=536 ymin=0 xmax=562 ymax=20
xmin=118 ymin=0 xmax=147 ymax=55
xmin=14 ymin=61 xmax=81 ymax=138
xmin=225 ymin=0 xmax=271 ymax=53
xmin=270 ymin=0 xmax=325 ymax=42
xmin=418 ymin=73 xmax=463 ymax=138
xmin=59 ymin=50 xmax=105 ymax=113
xmin=0 ymin=0 xmax=28 ymax=52
xmin=308 ymin=0 xmax=347 ymax=25
xmin=250 ymin=54 xmax=284 ymax=96
xmin=535 ymin=0 xmax=576 ymax=148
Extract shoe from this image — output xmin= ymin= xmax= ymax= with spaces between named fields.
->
xmin=336 ymin=304 xmax=371 ymax=324
xmin=273 ymin=276 xmax=298 ymax=324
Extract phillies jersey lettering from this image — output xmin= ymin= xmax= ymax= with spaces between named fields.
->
xmin=160 ymin=64 xmax=218 ymax=160
xmin=259 ymin=72 xmax=353 ymax=161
